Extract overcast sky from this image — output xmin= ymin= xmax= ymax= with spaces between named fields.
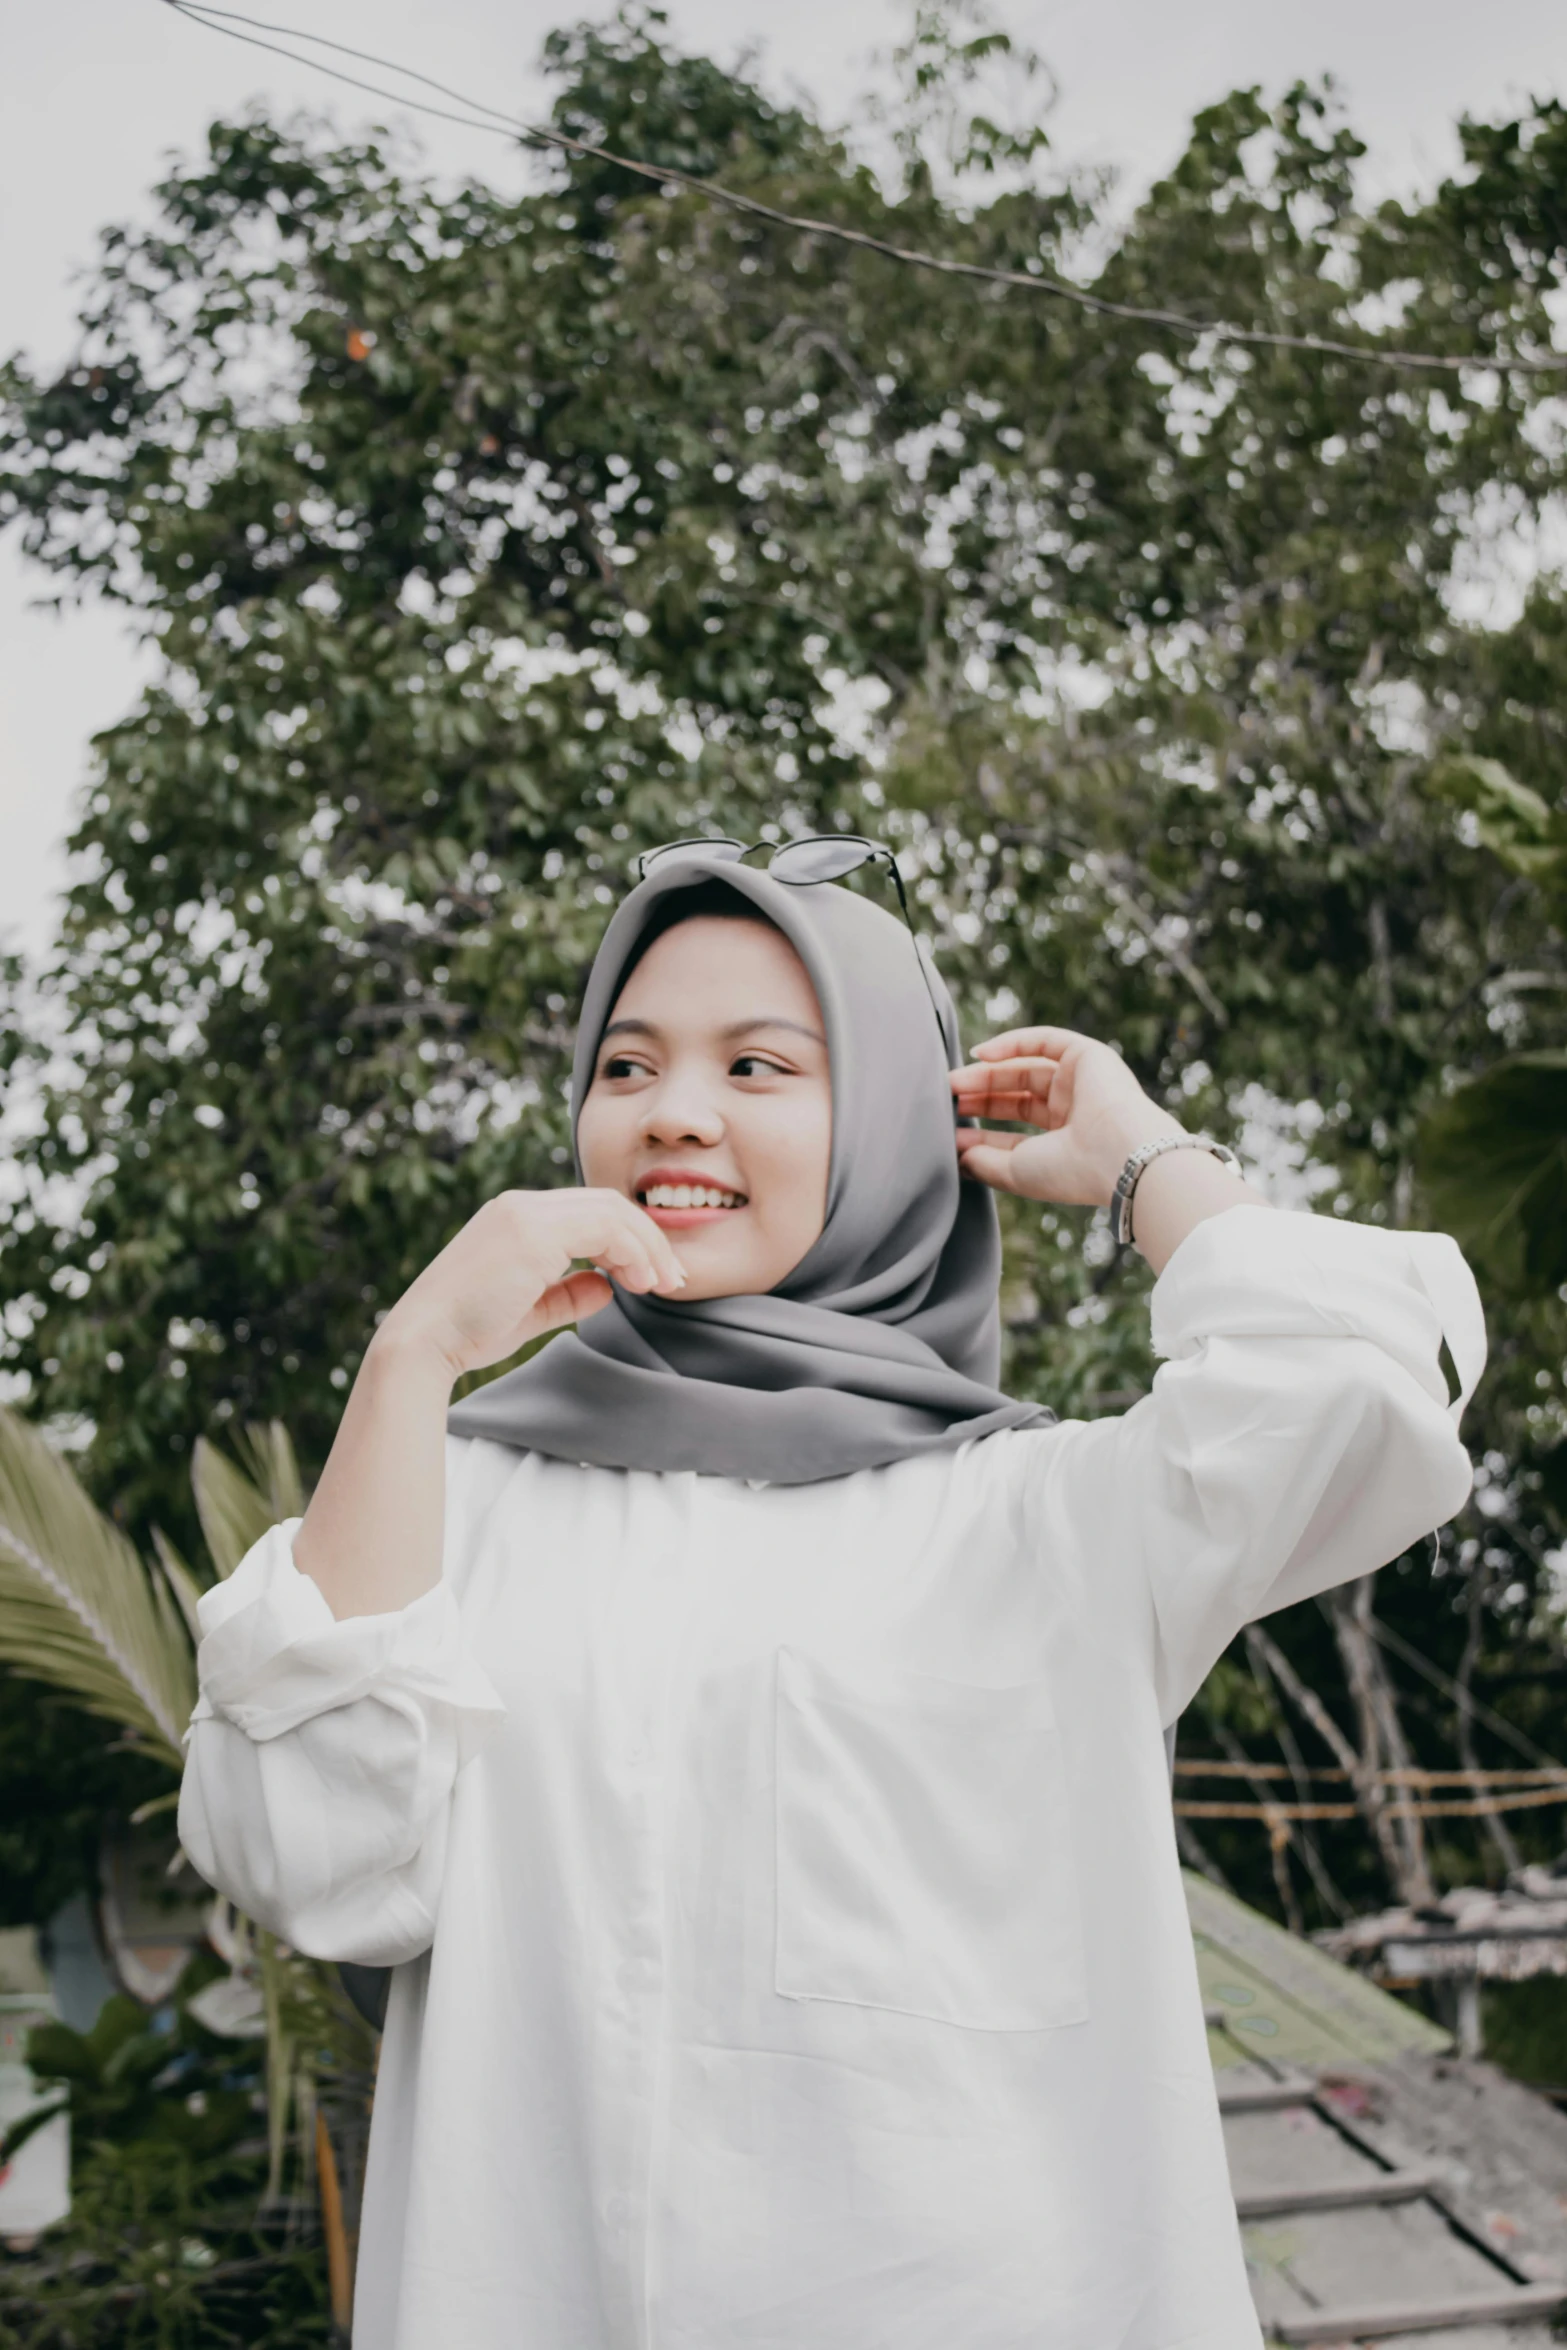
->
xmin=5 ymin=0 xmax=1567 ymax=959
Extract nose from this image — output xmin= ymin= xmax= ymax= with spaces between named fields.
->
xmin=640 ymin=1065 xmax=725 ymax=1149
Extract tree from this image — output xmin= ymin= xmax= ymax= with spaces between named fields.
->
xmin=1418 ymin=755 xmax=1567 ymax=1295
xmin=4 ymin=6 xmax=1567 ymax=1920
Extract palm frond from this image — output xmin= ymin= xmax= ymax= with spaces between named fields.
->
xmin=0 ymin=1408 xmax=194 ymax=1772
xmin=237 ymin=1421 xmax=307 ymax=1523
xmin=192 ymin=1421 xmax=305 ymax=1580
xmin=151 ymin=1524 xmax=207 ymax=1639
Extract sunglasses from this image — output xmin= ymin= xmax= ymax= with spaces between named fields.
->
xmin=635 ymin=833 xmax=948 ymax=1043
xmin=639 ymin=832 xmax=914 ymax=920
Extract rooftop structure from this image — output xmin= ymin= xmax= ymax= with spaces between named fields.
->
xmin=1318 ymin=1869 xmax=1567 ymax=2060
xmin=1190 ymin=1871 xmax=1567 ymax=2345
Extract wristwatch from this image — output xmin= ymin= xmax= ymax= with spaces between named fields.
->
xmin=1110 ymin=1134 xmax=1240 ymax=1249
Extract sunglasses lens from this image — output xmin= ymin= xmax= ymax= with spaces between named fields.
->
xmin=770 ymin=836 xmax=875 ymax=885
xmin=640 ymin=837 xmax=748 ymax=874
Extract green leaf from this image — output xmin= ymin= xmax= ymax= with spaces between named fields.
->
xmin=0 ymin=2094 xmax=67 ymax=2169
xmin=0 ymin=1408 xmax=194 ymax=1772
xmin=1429 ymin=756 xmax=1567 ymax=885
xmin=151 ymin=1524 xmax=206 ymax=1636
xmin=191 ymin=1422 xmax=305 ymax=1580
xmin=1419 ymin=1052 xmax=1567 ymax=1295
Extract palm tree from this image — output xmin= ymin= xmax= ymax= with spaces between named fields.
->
xmin=0 ymin=1411 xmax=306 ymax=1764
xmin=0 ymin=1412 xmax=366 ymax=2328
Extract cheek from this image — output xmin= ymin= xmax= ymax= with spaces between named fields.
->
xmin=575 ymin=1093 xmax=625 ymax=1183
xmin=751 ymin=1099 xmax=832 ymax=1227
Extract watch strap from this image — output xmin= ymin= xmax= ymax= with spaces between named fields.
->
xmin=1110 ymin=1135 xmax=1240 ymax=1248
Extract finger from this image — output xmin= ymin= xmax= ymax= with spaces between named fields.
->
xmin=603 ymin=1193 xmax=689 ymax=1292
xmin=570 ymin=1197 xmax=685 ymax=1293
xmin=955 ymin=1140 xmax=1029 ymax=1194
xmin=958 ymin=1127 xmax=1098 ymax=1207
xmin=953 ymin=1082 xmax=1059 ymax=1133
xmin=490 ymin=1191 xmax=659 ymax=1297
xmin=576 ymin=1223 xmax=663 ymax=1294
xmin=526 ymin=1269 xmax=615 ymax=1337
xmin=952 ymin=1056 xmax=1061 ymax=1088
xmin=620 ymin=1200 xmax=691 ymax=1293
xmin=955 ymin=1124 xmax=1022 ymax=1156
xmin=951 ymin=1061 xmax=1059 ymax=1111
xmin=560 ymin=1268 xmax=615 ymax=1322
xmin=968 ymin=1025 xmax=1087 ymax=1061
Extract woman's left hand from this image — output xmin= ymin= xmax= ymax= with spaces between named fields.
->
xmin=950 ymin=1026 xmax=1182 ymax=1208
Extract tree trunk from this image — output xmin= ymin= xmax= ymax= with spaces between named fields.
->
xmin=1244 ymin=1627 xmax=1350 ymax=1921
xmin=1458 ymin=1569 xmax=1523 ymax=1877
xmin=1327 ymin=1577 xmax=1435 ymax=1907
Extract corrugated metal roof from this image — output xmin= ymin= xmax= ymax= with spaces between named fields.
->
xmin=1187 ymin=1872 xmax=1567 ymax=2346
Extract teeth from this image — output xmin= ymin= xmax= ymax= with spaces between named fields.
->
xmin=642 ymin=1182 xmax=743 ymax=1210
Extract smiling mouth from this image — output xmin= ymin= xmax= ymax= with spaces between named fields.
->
xmin=638 ymin=1181 xmax=747 ymax=1212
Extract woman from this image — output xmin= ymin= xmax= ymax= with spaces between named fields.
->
xmin=179 ymin=844 xmax=1484 ymax=2350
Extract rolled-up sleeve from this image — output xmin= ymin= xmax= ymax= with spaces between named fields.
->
xmin=177 ymin=1440 xmax=505 ymax=1966
xmin=1114 ymin=1206 xmax=1485 ymax=1722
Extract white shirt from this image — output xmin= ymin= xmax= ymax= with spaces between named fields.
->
xmin=178 ymin=1207 xmax=1485 ymax=2350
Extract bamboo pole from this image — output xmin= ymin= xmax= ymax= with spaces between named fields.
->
xmin=316 ymin=2109 xmax=353 ymax=2335
xmin=1175 ymin=1786 xmax=1567 ymax=1820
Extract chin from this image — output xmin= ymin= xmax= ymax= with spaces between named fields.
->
xmin=671 ymin=1246 xmax=780 ymax=1302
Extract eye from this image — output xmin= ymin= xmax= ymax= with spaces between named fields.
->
xmin=730 ymin=1052 xmax=789 ymax=1079
xmin=601 ymin=1053 xmax=651 ymax=1081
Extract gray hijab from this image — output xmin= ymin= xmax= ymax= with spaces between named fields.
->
xmin=446 ymin=852 xmax=1051 ymax=1482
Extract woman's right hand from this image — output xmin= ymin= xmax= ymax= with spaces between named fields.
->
xmin=375 ymin=1188 xmax=687 ymax=1386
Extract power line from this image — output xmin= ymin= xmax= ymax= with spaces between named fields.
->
xmin=167 ymin=1 xmax=538 ymax=143
xmin=165 ymin=0 xmax=1567 ymax=379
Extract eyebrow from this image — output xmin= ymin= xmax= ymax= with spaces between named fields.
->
xmin=599 ymin=1015 xmax=826 ymax=1047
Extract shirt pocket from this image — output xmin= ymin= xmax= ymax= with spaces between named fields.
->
xmin=773 ymin=1646 xmax=1088 ymax=2033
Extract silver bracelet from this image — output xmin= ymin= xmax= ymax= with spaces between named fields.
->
xmin=1110 ymin=1134 xmax=1239 ymax=1249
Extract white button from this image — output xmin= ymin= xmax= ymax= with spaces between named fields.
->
xmin=624 ymin=1742 xmax=649 ymax=1769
